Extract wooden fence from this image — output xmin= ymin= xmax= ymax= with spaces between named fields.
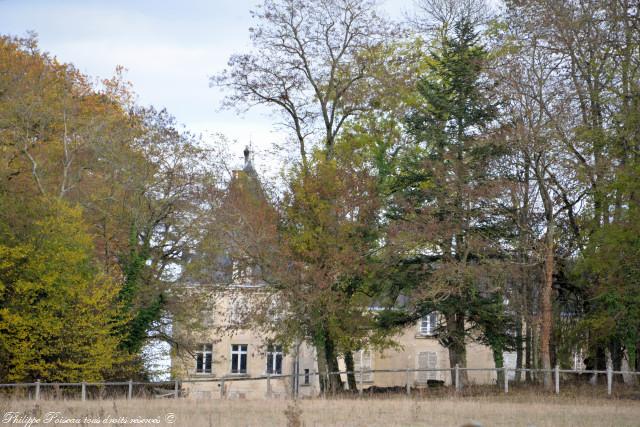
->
xmin=1 ymin=365 xmax=638 ymax=400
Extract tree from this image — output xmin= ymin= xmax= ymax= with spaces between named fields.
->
xmin=279 ymin=139 xmax=393 ymax=392
xmin=383 ymin=14 xmax=510 ymax=384
xmin=0 ymin=34 xmax=221 ymax=377
xmin=193 ymin=139 xmax=392 ymax=394
xmin=0 ymin=198 xmax=129 ymax=382
xmin=213 ymin=0 xmax=391 ymax=166
xmin=105 ymin=107 xmax=219 ymax=357
xmin=575 ymin=203 xmax=640 ymax=377
xmin=501 ymin=0 xmax=640 ymax=386
xmin=213 ymin=0 xmax=400 ymax=393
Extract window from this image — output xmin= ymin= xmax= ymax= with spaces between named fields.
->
xmin=303 ymin=369 xmax=310 ymax=385
xmin=195 ymin=344 xmax=212 ymax=374
xmin=266 ymin=345 xmax=283 ymax=374
xmin=232 ymin=260 xmax=245 ymax=281
xmin=420 ymin=312 xmax=437 ymax=336
xmin=417 ymin=351 xmax=438 ymax=383
xmin=232 ymin=260 xmax=255 ymax=282
xmin=231 ymin=344 xmax=248 ymax=373
xmin=354 ymin=350 xmax=373 ymax=382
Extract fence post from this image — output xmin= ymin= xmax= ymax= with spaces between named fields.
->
xmin=359 ymin=363 xmax=363 ymax=396
xmin=266 ymin=373 xmax=271 ymax=399
xmin=174 ymin=379 xmax=179 ymax=399
xmin=555 ymin=365 xmax=560 ymax=395
xmin=220 ymin=379 xmax=225 ymax=399
xmin=81 ymin=381 xmax=86 ymax=401
xmin=128 ymin=379 xmax=133 ymax=400
xmin=35 ymin=379 xmax=40 ymax=401
xmin=503 ymin=367 xmax=508 ymax=394
xmin=607 ymin=365 xmax=613 ymax=396
xmin=406 ymin=367 xmax=410 ymax=396
xmin=455 ymin=364 xmax=460 ymax=392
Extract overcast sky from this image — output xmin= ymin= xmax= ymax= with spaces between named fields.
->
xmin=1 ymin=0 xmax=417 ymax=171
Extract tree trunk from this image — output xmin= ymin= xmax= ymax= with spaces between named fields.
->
xmin=323 ymin=333 xmax=343 ymax=394
xmin=515 ymin=315 xmax=523 ymax=382
xmin=315 ymin=339 xmax=328 ymax=394
xmin=493 ymin=348 xmax=504 ymax=386
xmin=540 ymin=221 xmax=554 ymax=389
xmin=525 ymin=322 xmax=533 ymax=382
xmin=314 ymin=327 xmax=344 ymax=394
xmin=623 ymin=331 xmax=639 ymax=384
xmin=344 ymin=351 xmax=357 ymax=391
xmin=621 ymin=348 xmax=637 ymax=385
xmin=610 ymin=340 xmax=624 ymax=383
xmin=446 ymin=311 xmax=468 ymax=385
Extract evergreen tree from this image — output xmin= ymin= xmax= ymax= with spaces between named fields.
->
xmin=385 ymin=16 xmax=512 ymax=384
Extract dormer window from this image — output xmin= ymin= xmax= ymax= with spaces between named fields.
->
xmin=232 ymin=260 xmax=246 ymax=281
xmin=420 ymin=312 xmax=437 ymax=336
xmin=232 ymin=259 xmax=256 ymax=283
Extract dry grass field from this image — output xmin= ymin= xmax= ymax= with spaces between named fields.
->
xmin=2 ymin=393 xmax=640 ymax=427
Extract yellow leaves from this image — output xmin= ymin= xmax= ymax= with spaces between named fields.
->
xmin=418 ymin=180 xmax=435 ymax=191
xmin=0 ymin=245 xmax=28 ymax=269
xmin=0 ymin=244 xmax=30 ymax=297
xmin=0 ymin=196 xmax=129 ymax=382
xmin=0 ymin=35 xmax=140 ymax=205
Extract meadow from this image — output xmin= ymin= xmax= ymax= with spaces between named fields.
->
xmin=2 ymin=393 xmax=639 ymax=427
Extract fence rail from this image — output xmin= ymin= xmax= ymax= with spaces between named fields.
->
xmin=1 ymin=365 xmax=638 ymax=400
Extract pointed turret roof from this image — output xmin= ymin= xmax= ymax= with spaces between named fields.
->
xmin=242 ymin=145 xmax=257 ymax=176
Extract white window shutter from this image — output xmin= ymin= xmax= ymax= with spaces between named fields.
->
xmin=354 ymin=350 xmax=373 ymax=382
xmin=363 ymin=350 xmax=372 ymax=382
xmin=427 ymin=351 xmax=438 ymax=380
xmin=418 ymin=351 xmax=438 ymax=382
xmin=418 ymin=352 xmax=429 ymax=383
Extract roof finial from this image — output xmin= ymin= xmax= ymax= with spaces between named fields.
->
xmin=244 ymin=145 xmax=250 ymax=166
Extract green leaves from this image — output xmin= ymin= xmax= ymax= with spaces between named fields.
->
xmin=574 ymin=208 xmax=640 ymax=354
xmin=380 ymin=14 xmax=511 ymax=371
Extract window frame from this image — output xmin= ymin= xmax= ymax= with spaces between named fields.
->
xmin=195 ymin=343 xmax=213 ymax=374
xmin=420 ymin=312 xmax=438 ymax=336
xmin=231 ymin=344 xmax=248 ymax=374
xmin=266 ymin=345 xmax=283 ymax=375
